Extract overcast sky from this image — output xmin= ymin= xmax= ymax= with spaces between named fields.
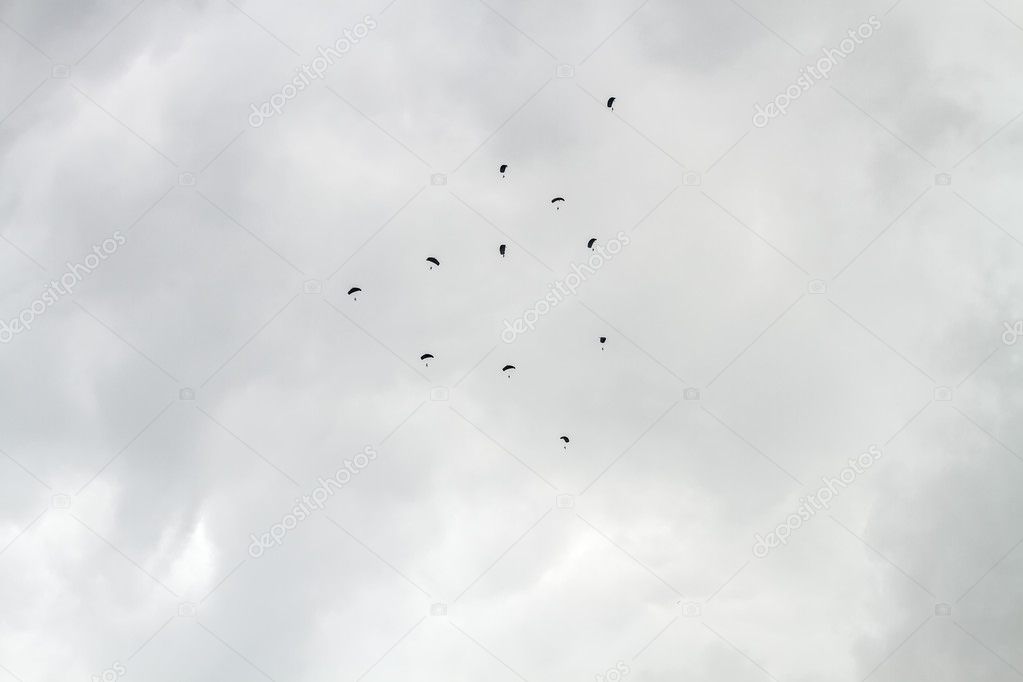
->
xmin=1 ymin=0 xmax=1022 ymax=680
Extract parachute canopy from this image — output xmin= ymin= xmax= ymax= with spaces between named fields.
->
xmin=551 ymin=197 xmax=565 ymax=204
xmin=426 ymin=257 xmax=440 ymax=266
xmin=599 ymin=336 xmax=606 ymax=344
xmin=587 ymin=238 xmax=597 ymax=249
xmin=499 ymin=244 xmax=506 ymax=256
xmin=502 ymin=364 xmax=516 ymax=372
xmin=560 ymin=436 xmax=570 ymax=443
xmin=347 ymin=287 xmax=361 ymax=295
xmin=607 ymin=97 xmax=615 ymax=109
xmin=499 ymin=164 xmax=508 ymax=174
xmin=420 ymin=354 xmax=434 ymax=361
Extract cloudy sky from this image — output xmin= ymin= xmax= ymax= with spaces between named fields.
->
xmin=1 ymin=0 xmax=1022 ymax=680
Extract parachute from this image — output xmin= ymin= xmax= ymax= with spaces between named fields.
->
xmin=599 ymin=336 xmax=606 ymax=350
xmin=347 ymin=287 xmax=361 ymax=301
xmin=499 ymin=164 xmax=508 ymax=177
xmin=560 ymin=436 xmax=570 ymax=443
xmin=426 ymin=256 xmax=440 ymax=269
xmin=607 ymin=97 xmax=615 ymax=110
xmin=502 ymin=364 xmax=516 ymax=377
xmin=420 ymin=353 xmax=434 ymax=367
xmin=551 ymin=197 xmax=565 ymax=210
xmin=587 ymin=238 xmax=597 ymax=250
xmin=499 ymin=244 xmax=507 ymax=257
xmin=560 ymin=435 xmax=570 ymax=449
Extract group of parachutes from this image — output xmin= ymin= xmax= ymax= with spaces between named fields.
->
xmin=345 ymin=96 xmax=621 ymax=449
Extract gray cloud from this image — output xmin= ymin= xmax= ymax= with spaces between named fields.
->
xmin=1 ymin=0 xmax=1021 ymax=680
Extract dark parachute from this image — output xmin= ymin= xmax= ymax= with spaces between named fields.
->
xmin=607 ymin=97 xmax=615 ymax=110
xmin=499 ymin=164 xmax=508 ymax=177
xmin=502 ymin=364 xmax=516 ymax=378
xmin=420 ymin=353 xmax=434 ymax=367
xmin=426 ymin=256 xmax=440 ymax=269
xmin=347 ymin=287 xmax=362 ymax=301
xmin=499 ymin=244 xmax=507 ymax=257
xmin=599 ymin=336 xmax=606 ymax=350
xmin=587 ymin=238 xmax=597 ymax=250
xmin=551 ymin=197 xmax=565 ymax=210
